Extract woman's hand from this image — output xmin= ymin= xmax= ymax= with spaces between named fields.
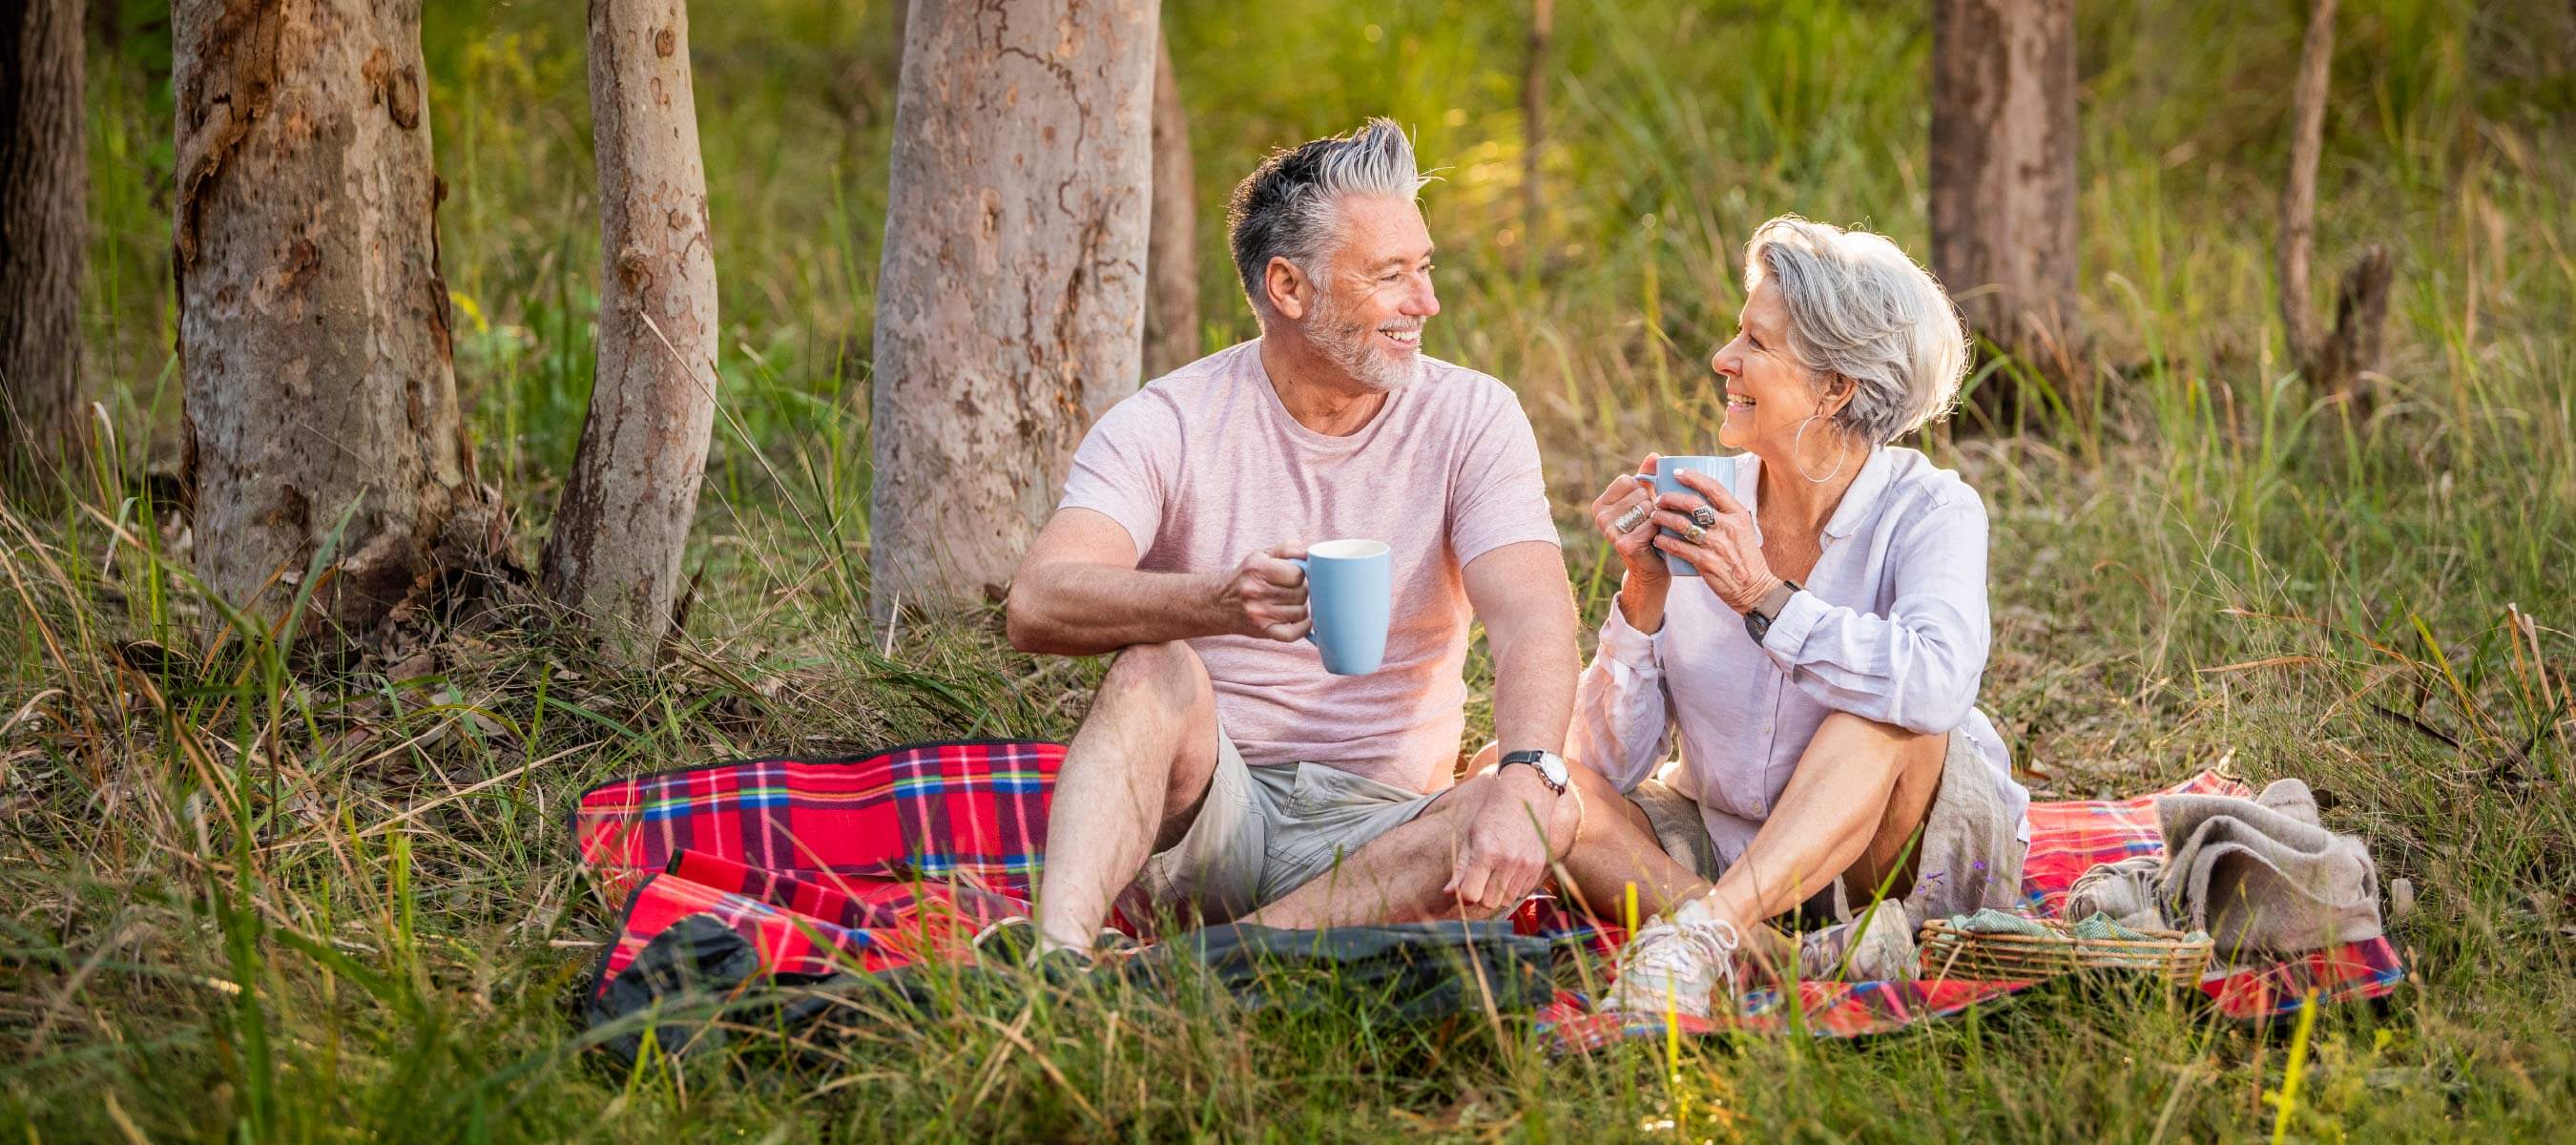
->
xmin=1652 ymin=468 xmax=1783 ymax=614
xmin=1589 ymin=454 xmax=1672 ymax=631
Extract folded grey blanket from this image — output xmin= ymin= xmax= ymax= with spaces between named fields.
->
xmin=2065 ymin=857 xmax=2168 ymax=931
xmin=2067 ymin=778 xmax=2382 ymax=957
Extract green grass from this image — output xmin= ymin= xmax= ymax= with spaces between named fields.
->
xmin=7 ymin=0 xmax=2574 ymax=1139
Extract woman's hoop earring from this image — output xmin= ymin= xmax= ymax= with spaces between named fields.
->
xmin=1792 ymin=415 xmax=1852 ymax=484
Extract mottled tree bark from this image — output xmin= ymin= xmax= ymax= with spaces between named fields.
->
xmin=1930 ymin=0 xmax=2078 ymax=418
xmin=541 ymin=0 xmax=718 ymax=659
xmin=1 ymin=0 xmax=87 ymax=484
xmin=175 ymin=0 xmax=500 ymax=641
xmin=1140 ymin=28 xmax=1197 ymax=379
xmin=870 ymin=0 xmax=1157 ymax=611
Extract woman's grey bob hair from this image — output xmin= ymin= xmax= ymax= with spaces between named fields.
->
xmin=1743 ymin=217 xmax=1971 ymax=445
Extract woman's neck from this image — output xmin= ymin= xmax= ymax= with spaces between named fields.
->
xmin=1758 ymin=434 xmax=1867 ymax=532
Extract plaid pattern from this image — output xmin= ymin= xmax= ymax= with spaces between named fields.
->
xmin=2205 ymin=939 xmax=2407 ymax=1019
xmin=1538 ymin=769 xmax=2409 ymax=1049
xmin=2018 ymin=768 xmax=2244 ymax=915
xmin=575 ymin=740 xmax=1062 ymax=997
xmin=575 ymin=739 xmax=1060 ymax=896
xmin=576 ymin=749 xmax=2405 ymax=1033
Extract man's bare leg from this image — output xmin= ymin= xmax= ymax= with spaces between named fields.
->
xmin=1245 ymin=772 xmax=1579 ymax=928
xmin=1033 ymin=641 xmax=1223 ymax=952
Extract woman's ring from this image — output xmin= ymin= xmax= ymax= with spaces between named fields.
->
xmin=1689 ymin=506 xmax=1719 ymax=529
xmin=1681 ymin=522 xmax=1708 ymax=545
xmin=1611 ymin=503 xmax=1651 ymax=533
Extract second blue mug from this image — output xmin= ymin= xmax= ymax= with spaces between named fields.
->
xmin=1652 ymin=455 xmax=1737 ymax=574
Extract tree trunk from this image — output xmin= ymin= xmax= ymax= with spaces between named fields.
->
xmin=175 ymin=0 xmax=501 ymax=643
xmin=870 ymin=0 xmax=1157 ymax=612
xmin=541 ymin=0 xmax=718 ymax=659
xmin=1 ymin=0 xmax=87 ymax=485
xmin=1929 ymin=0 xmax=2078 ymax=423
xmin=2276 ymin=0 xmax=2336 ymax=376
xmin=1522 ymin=0 xmax=1551 ymax=267
xmin=1140 ymin=28 xmax=1197 ymax=379
xmin=2275 ymin=0 xmax=2388 ymax=404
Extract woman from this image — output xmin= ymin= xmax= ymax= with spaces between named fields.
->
xmin=1556 ymin=216 xmax=2028 ymax=1017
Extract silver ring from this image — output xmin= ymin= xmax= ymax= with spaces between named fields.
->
xmin=1612 ymin=503 xmax=1651 ymax=533
xmin=1689 ymin=506 xmax=1719 ymax=529
xmin=1681 ymin=522 xmax=1708 ymax=545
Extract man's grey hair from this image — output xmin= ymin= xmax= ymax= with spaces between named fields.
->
xmin=1744 ymin=217 xmax=1971 ymax=445
xmin=1226 ymin=118 xmax=1429 ymax=320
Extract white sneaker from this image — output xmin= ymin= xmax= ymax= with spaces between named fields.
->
xmin=1596 ymin=907 xmax=1743 ymax=1019
xmin=1798 ymin=904 xmax=1919 ymax=982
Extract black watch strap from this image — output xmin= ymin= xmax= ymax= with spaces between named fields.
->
xmin=1744 ymin=579 xmax=1800 ymax=643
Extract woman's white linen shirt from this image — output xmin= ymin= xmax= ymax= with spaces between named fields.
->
xmin=1570 ymin=446 xmax=2030 ymax=864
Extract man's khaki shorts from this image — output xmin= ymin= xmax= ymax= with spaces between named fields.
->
xmin=1628 ymin=729 xmax=2026 ymax=927
xmin=1123 ymin=722 xmax=1443 ymax=926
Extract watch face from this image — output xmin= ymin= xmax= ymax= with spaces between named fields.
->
xmin=1502 ymin=751 xmax=1568 ymax=792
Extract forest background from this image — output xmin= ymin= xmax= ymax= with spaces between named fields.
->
xmin=5 ymin=0 xmax=2573 ymax=1139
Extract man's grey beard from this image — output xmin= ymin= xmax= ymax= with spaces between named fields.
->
xmin=1305 ymin=290 xmax=1424 ymax=392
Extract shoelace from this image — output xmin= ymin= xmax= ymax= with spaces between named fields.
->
xmin=1617 ymin=915 xmax=1744 ymax=994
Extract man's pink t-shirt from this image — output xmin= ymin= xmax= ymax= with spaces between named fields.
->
xmin=1057 ymin=340 xmax=1561 ymax=794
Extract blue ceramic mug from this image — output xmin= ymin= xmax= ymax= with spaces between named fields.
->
xmin=1291 ymin=538 xmax=1391 ymax=676
xmin=1652 ymin=455 xmax=1738 ymax=574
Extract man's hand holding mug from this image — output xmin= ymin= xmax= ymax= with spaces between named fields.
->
xmin=1219 ymin=545 xmax=1312 ymax=642
xmin=1217 ymin=539 xmax=1393 ymax=677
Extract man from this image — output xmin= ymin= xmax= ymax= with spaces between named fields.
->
xmin=1007 ymin=119 xmax=1580 ymax=957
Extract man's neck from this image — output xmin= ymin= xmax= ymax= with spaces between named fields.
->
xmin=1258 ymin=330 xmax=1387 ymax=437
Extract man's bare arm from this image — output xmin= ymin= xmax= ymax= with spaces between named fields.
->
xmin=1005 ymin=509 xmax=1312 ymax=657
xmin=1468 ymin=540 xmax=1580 ymax=758
xmin=1442 ymin=539 xmax=1583 ymax=911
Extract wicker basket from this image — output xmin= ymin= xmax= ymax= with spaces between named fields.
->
xmin=1916 ymin=918 xmax=2213 ymax=988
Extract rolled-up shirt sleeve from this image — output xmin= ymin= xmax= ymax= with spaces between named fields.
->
xmin=1756 ymin=496 xmax=1991 ymax=734
xmin=1569 ymin=603 xmax=1675 ymax=792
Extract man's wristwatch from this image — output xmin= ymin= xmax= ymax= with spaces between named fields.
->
xmin=1498 ymin=749 xmax=1569 ymax=795
xmin=1743 ymin=579 xmax=1800 ymax=643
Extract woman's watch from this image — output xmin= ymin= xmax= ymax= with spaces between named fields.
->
xmin=1743 ymin=579 xmax=1800 ymax=643
xmin=1498 ymin=750 xmax=1569 ymax=795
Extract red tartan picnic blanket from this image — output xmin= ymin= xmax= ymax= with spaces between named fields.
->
xmin=573 ymin=740 xmax=1061 ymax=989
xmin=571 ymin=742 xmax=2407 ymax=1041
